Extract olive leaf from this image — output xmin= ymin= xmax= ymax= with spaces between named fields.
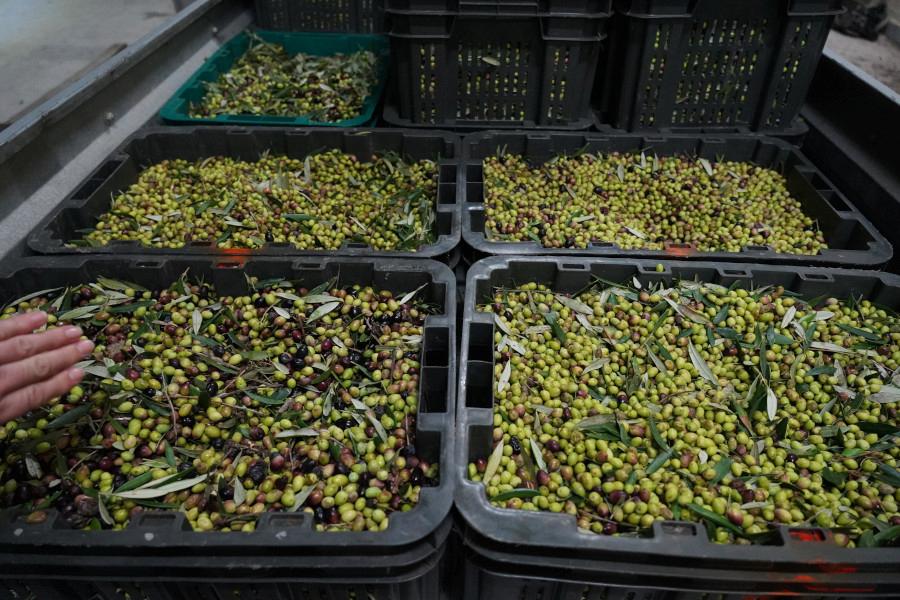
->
xmin=494 ymin=313 xmax=514 ymax=336
xmin=822 ymin=468 xmax=847 ymax=487
xmin=57 ymin=305 xmax=100 ymax=321
xmin=869 ymin=384 xmax=900 ymax=404
xmin=543 ymin=312 xmax=567 ymax=343
xmin=665 ymin=297 xmax=711 ymax=326
xmin=303 ymin=294 xmax=341 ymax=305
xmin=98 ymin=495 xmax=114 ymax=526
xmin=583 ymin=358 xmax=609 ymax=375
xmin=504 ymin=337 xmax=526 ymax=356
xmin=623 ymin=226 xmax=646 ymax=240
xmin=688 ymin=340 xmax=719 ymax=387
xmin=529 ymin=438 xmax=547 ymax=472
xmin=308 ymin=301 xmax=340 ymax=323
xmin=556 ymin=294 xmax=593 ymax=315
xmin=483 ymin=441 xmax=505 ymax=485
xmin=766 ymin=387 xmax=778 ymax=421
xmin=25 ymin=455 xmax=42 ymax=480
xmin=575 ymin=313 xmax=597 ymax=334
xmin=524 ymin=325 xmax=551 ymax=335
xmin=648 ymin=415 xmax=670 ymax=451
xmin=399 ymin=283 xmax=428 ymax=306
xmin=815 ymin=311 xmax=835 ymax=321
xmin=273 ymin=306 xmax=291 ymax=320
xmin=647 ymin=448 xmax=674 ymax=475
xmin=811 ymin=341 xmax=851 ymax=354
xmin=711 ymin=457 xmax=733 ymax=484
xmin=698 ymin=158 xmax=714 ymax=177
xmin=232 ymin=477 xmax=247 ymax=507
xmin=497 ymin=360 xmax=512 ymax=393
xmin=713 ymin=305 xmax=730 ymax=325
xmin=275 ymin=428 xmax=319 ymax=438
xmin=687 ymin=503 xmax=743 ymax=538
xmin=113 ymin=474 xmax=209 ymax=499
xmin=647 ymin=347 xmax=668 ymax=374
xmin=191 ymin=308 xmax=202 ymax=335
xmin=837 ymin=323 xmax=885 ymax=344
xmin=781 ymin=305 xmax=796 ymax=329
xmin=491 ymin=488 xmax=540 ymax=502
xmin=481 ymin=56 xmax=501 ymax=66
xmin=113 ymin=471 xmax=155 ymax=494
xmin=289 ymin=484 xmax=317 ymax=512
xmin=4 ymin=288 xmax=63 ymax=309
xmin=46 ymin=404 xmax=92 ymax=430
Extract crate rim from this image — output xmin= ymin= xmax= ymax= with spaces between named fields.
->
xmin=26 ymin=126 xmax=462 ymax=260
xmin=460 ymin=130 xmax=893 ymax=267
xmin=456 ymin=255 xmax=900 ymax=579
xmin=0 ymin=256 xmax=457 ymax=558
xmin=159 ymin=28 xmax=390 ymax=128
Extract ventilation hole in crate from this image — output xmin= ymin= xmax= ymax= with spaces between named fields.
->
xmin=766 ymin=20 xmax=819 ymax=128
xmin=416 ymin=43 xmax=439 ymax=123
xmin=547 ymin=45 xmax=572 ymax=122
xmin=672 ymin=17 xmax=769 ymax=127
xmin=457 ymin=40 xmax=530 ymax=122
xmin=639 ymin=23 xmax=672 ymax=127
xmin=802 ymin=273 xmax=830 ymax=281
xmin=134 ymin=261 xmax=163 ymax=268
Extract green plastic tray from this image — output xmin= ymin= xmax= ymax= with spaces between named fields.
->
xmin=160 ymin=29 xmax=389 ymax=127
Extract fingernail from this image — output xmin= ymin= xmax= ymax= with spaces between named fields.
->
xmin=67 ymin=368 xmax=84 ymax=383
xmin=30 ymin=311 xmax=48 ymax=324
xmin=65 ymin=326 xmax=83 ymax=338
xmin=77 ymin=340 xmax=94 ymax=354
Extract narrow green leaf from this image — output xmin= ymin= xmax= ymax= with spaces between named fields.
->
xmin=491 ymin=488 xmax=540 ymax=502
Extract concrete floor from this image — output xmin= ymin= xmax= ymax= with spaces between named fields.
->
xmin=827 ymin=29 xmax=900 ymax=93
xmin=0 ymin=0 xmax=183 ymax=125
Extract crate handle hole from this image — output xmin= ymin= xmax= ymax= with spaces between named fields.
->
xmin=561 ymin=263 xmax=587 ymax=270
xmin=134 ymin=261 xmax=163 ymax=269
xmin=802 ymin=273 xmax=831 ymax=281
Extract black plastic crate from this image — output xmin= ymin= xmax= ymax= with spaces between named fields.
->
xmin=456 ymin=256 xmax=900 ymax=598
xmin=593 ymin=115 xmax=813 ymax=147
xmin=0 ymin=256 xmax=456 ymax=599
xmin=255 ymin=0 xmax=386 ymax=33
xmin=26 ymin=127 xmax=461 ymax=260
xmin=599 ymin=0 xmax=843 ymax=134
xmin=462 ymin=130 xmax=892 ymax=267
xmin=382 ymin=3 xmax=611 ymax=130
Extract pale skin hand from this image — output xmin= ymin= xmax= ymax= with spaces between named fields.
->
xmin=0 ymin=312 xmax=94 ymax=423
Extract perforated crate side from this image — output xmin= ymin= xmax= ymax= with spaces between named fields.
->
xmin=386 ymin=12 xmax=608 ymax=129
xmin=606 ymin=0 xmax=841 ymax=133
xmin=256 ymin=0 xmax=385 ymax=33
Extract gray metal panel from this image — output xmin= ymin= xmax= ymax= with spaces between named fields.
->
xmin=0 ymin=0 xmax=253 ymax=261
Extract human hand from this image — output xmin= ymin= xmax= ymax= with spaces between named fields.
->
xmin=0 ymin=311 xmax=94 ymax=423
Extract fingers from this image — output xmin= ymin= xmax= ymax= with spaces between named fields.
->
xmin=0 ymin=339 xmax=94 ymax=396
xmin=0 ymin=325 xmax=83 ymax=365
xmin=0 ymin=312 xmax=48 ymax=342
xmin=0 ymin=368 xmax=84 ymax=424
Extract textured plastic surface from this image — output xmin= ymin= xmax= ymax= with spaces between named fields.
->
xmin=27 ymin=127 xmax=461 ymax=260
xmin=601 ymin=0 xmax=842 ymax=134
xmin=462 ymin=130 xmax=892 ymax=267
xmin=0 ymin=256 xmax=456 ymax=596
xmin=255 ymin=0 xmax=386 ymax=33
xmin=159 ymin=29 xmax=389 ymax=127
xmin=383 ymin=3 xmax=611 ymax=130
xmin=456 ymin=256 xmax=900 ymax=597
xmin=593 ymin=115 xmax=812 ymax=147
